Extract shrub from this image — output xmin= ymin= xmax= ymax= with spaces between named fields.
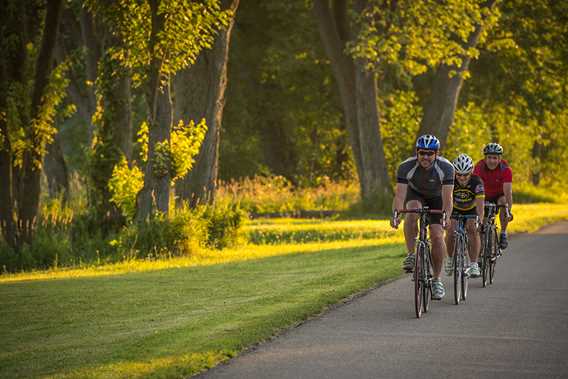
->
xmin=202 ymin=203 xmax=247 ymax=249
xmin=112 ymin=208 xmax=208 ymax=260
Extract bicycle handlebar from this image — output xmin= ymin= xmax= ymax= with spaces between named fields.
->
xmin=484 ymin=203 xmax=511 ymax=219
xmin=393 ymin=208 xmax=447 ymax=229
xmin=397 ymin=208 xmax=444 ymax=214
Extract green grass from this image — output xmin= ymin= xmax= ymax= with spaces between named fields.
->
xmin=0 ymin=242 xmax=402 ymax=378
xmin=245 ymin=219 xmax=396 ymax=244
xmin=1 ymin=203 xmax=567 ymax=378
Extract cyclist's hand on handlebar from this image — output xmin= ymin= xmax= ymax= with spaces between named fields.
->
xmin=390 ymin=210 xmax=400 ymax=229
xmin=441 ymin=211 xmax=449 ymax=230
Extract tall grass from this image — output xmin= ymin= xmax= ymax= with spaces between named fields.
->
xmin=216 ymin=176 xmax=360 ymax=215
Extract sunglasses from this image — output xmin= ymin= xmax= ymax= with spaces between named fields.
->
xmin=456 ymin=173 xmax=470 ymax=177
xmin=417 ymin=150 xmax=436 ymax=157
xmin=485 ymin=155 xmax=500 ymax=160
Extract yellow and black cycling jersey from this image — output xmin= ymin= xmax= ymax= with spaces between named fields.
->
xmin=453 ymin=174 xmax=485 ymax=211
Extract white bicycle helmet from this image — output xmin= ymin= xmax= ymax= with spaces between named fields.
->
xmin=483 ymin=142 xmax=503 ymax=155
xmin=453 ymin=153 xmax=474 ymax=175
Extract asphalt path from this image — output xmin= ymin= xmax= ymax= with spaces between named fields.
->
xmin=199 ymin=221 xmax=568 ymax=379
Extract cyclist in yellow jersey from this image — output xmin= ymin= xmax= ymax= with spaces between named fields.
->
xmin=445 ymin=154 xmax=485 ymax=278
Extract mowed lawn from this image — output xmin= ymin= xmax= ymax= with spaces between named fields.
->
xmin=0 ymin=241 xmax=403 ymax=378
xmin=1 ymin=203 xmax=567 ymax=378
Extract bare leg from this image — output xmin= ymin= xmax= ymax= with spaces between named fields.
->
xmin=430 ymin=224 xmax=446 ymax=279
xmin=466 ymin=219 xmax=480 ymax=262
xmin=497 ymin=196 xmax=509 ymax=232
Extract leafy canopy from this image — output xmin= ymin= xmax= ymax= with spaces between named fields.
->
xmin=351 ymin=0 xmax=500 ymax=76
xmin=86 ymin=0 xmax=232 ymax=85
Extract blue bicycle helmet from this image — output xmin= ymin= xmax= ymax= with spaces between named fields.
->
xmin=416 ymin=134 xmax=440 ymax=151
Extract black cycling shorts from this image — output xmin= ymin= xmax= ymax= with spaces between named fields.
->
xmin=485 ymin=194 xmax=504 ymax=204
xmin=405 ymin=187 xmax=444 ymax=225
xmin=484 ymin=194 xmax=505 ymax=217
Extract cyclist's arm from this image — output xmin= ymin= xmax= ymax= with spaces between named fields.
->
xmin=442 ymin=184 xmax=454 ymax=216
xmin=393 ymin=183 xmax=408 ymax=212
xmin=475 ymin=196 xmax=484 ymax=221
xmin=503 ymin=182 xmax=513 ymax=210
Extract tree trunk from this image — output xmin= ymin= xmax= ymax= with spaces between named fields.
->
xmin=44 ymin=135 xmax=69 ymax=200
xmin=17 ymin=0 xmax=64 ymax=244
xmin=418 ymin=0 xmax=496 ymax=147
xmin=0 ymin=122 xmax=17 ymax=248
xmin=354 ymin=61 xmax=391 ymax=203
xmin=174 ymin=0 xmax=239 ymax=207
xmin=78 ymin=7 xmax=102 ymax=142
xmin=313 ymin=0 xmax=392 ymax=205
xmin=313 ymin=0 xmax=364 ymax=182
xmin=89 ymin=38 xmax=132 ymax=225
xmin=136 ymin=0 xmax=171 ymax=221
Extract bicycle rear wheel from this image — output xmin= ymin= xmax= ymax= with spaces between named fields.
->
xmin=414 ymin=247 xmax=423 ymax=318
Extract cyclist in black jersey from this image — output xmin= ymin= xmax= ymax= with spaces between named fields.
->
xmin=391 ymin=135 xmax=454 ymax=300
xmin=445 ymin=154 xmax=485 ymax=278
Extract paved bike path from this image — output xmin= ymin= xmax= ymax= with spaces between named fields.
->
xmin=199 ymin=222 xmax=568 ymax=378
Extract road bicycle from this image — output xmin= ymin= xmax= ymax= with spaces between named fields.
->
xmin=395 ymin=207 xmax=445 ymax=318
xmin=450 ymin=214 xmax=478 ymax=304
xmin=480 ymin=203 xmax=510 ymax=287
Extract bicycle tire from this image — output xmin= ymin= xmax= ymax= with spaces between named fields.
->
xmin=423 ymin=246 xmax=432 ymax=313
xmin=414 ymin=246 xmax=423 ymax=318
xmin=482 ymin=230 xmax=491 ymax=288
xmin=462 ymin=233 xmax=469 ymax=301
xmin=489 ymin=230 xmax=498 ymax=284
xmin=453 ymin=239 xmax=460 ymax=305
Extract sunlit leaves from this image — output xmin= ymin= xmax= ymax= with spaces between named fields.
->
xmin=352 ymin=0 xmax=500 ymax=76
xmin=86 ymin=0 xmax=232 ymax=87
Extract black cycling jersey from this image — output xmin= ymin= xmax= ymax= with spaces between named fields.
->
xmin=396 ymin=156 xmax=454 ymax=198
xmin=453 ymin=174 xmax=484 ymax=211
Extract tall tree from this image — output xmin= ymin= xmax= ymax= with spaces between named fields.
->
xmin=0 ymin=0 xmax=67 ymax=249
xmin=313 ymin=0 xmax=391 ymax=206
xmin=417 ymin=0 xmax=499 ymax=147
xmin=87 ymin=0 xmax=232 ymax=220
xmin=174 ymin=0 xmax=240 ymax=207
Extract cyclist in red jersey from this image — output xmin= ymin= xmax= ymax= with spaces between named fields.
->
xmin=473 ymin=143 xmax=514 ymax=249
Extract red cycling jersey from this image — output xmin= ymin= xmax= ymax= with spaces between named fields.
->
xmin=473 ymin=159 xmax=512 ymax=199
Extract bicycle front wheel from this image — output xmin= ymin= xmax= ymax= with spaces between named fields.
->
xmin=481 ymin=231 xmax=490 ymax=288
xmin=453 ymin=242 xmax=461 ymax=305
xmin=422 ymin=246 xmax=432 ymax=313
xmin=461 ymin=235 xmax=469 ymax=301
xmin=414 ymin=247 xmax=423 ymax=318
xmin=489 ymin=230 xmax=498 ymax=284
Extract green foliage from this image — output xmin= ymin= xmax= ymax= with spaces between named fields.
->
xmin=353 ymin=0 xmax=500 ymax=76
xmin=170 ymin=119 xmax=207 ymax=180
xmin=216 ymin=176 xmax=360 ymax=215
xmin=247 ymin=220 xmax=395 ymax=245
xmin=112 ymin=209 xmax=208 ymax=260
xmin=87 ymin=0 xmax=232 ymax=87
xmin=379 ymin=90 xmax=422 ymax=181
xmin=3 ymin=55 xmax=71 ymax=168
xmin=108 ymin=156 xmax=145 ymax=220
xmin=202 ymin=203 xmax=247 ymax=249
xmin=221 ymin=1 xmax=352 ymax=183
